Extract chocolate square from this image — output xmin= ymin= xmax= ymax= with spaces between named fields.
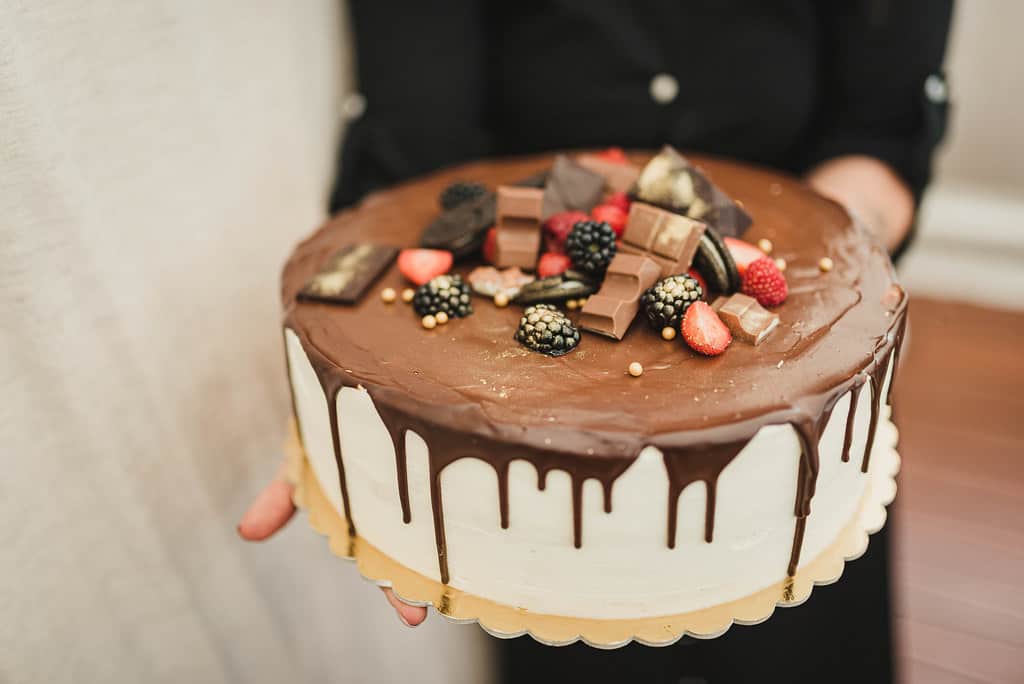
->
xmin=542 ymin=155 xmax=605 ymax=218
xmin=579 ymin=254 xmax=660 ymax=340
xmin=497 ymin=185 xmax=544 ymax=219
xmin=711 ymin=293 xmax=780 ymax=345
xmin=299 ymin=244 xmax=398 ymax=305
xmin=575 ymin=154 xmax=641 ymax=193
xmin=622 ymin=202 xmax=705 ymax=277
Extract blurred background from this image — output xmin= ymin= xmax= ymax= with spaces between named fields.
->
xmin=1 ymin=2 xmax=1020 ymax=683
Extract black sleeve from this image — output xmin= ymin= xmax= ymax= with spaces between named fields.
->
xmin=329 ymin=0 xmax=491 ymax=212
xmin=803 ymin=1 xmax=954 ymax=203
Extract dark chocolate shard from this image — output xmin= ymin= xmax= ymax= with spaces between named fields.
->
xmin=633 ymin=146 xmax=752 ymax=238
xmin=542 ymin=155 xmax=605 ymax=219
xmin=693 ymin=227 xmax=740 ymax=295
xmin=514 ymin=273 xmax=599 ymax=305
xmin=420 ymin=192 xmax=496 ymax=259
xmin=298 ymin=244 xmax=398 ymax=305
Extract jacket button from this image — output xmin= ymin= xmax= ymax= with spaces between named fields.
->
xmin=924 ymin=74 xmax=948 ymax=104
xmin=649 ymin=73 xmax=679 ymax=104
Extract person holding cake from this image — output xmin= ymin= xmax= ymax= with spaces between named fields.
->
xmin=241 ymin=2 xmax=952 ymax=682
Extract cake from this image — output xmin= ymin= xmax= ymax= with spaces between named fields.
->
xmin=280 ymin=149 xmax=906 ymax=635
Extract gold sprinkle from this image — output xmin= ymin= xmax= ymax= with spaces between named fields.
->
xmin=381 ymin=287 xmax=397 ymax=303
xmin=579 ymin=297 xmax=589 ymax=307
xmin=421 ymin=315 xmax=437 ymax=330
xmin=435 ymin=311 xmax=449 ymax=325
xmin=628 ymin=361 xmax=644 ymax=377
xmin=661 ymin=326 xmax=677 ymax=341
xmin=401 ymin=288 xmax=415 ymax=303
xmin=775 ymin=257 xmax=787 ymax=272
xmin=819 ymin=257 xmax=834 ymax=273
xmin=757 ymin=238 xmax=774 ymax=254
xmin=566 ymin=299 xmax=578 ymax=310
xmin=494 ymin=292 xmax=510 ymax=308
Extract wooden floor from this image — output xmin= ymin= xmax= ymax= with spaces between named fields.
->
xmin=892 ymin=298 xmax=1024 ymax=683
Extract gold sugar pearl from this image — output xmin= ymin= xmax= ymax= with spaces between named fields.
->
xmin=628 ymin=362 xmax=644 ymax=377
xmin=421 ymin=315 xmax=437 ymax=330
xmin=661 ymin=326 xmax=677 ymax=341
xmin=757 ymin=238 xmax=774 ymax=254
xmin=401 ymin=288 xmax=415 ymax=303
xmin=435 ymin=311 xmax=449 ymax=325
xmin=819 ymin=257 xmax=834 ymax=273
xmin=494 ymin=292 xmax=510 ymax=308
xmin=578 ymin=297 xmax=589 ymax=307
xmin=566 ymin=299 xmax=578 ymax=310
xmin=381 ymin=287 xmax=397 ymax=303
xmin=775 ymin=258 xmax=787 ymax=272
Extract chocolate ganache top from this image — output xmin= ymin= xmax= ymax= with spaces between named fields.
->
xmin=282 ymin=153 xmax=904 ymax=464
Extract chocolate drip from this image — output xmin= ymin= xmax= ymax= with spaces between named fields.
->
xmin=886 ymin=313 xmax=909 ymax=406
xmin=841 ymin=384 xmax=862 ymax=463
xmin=788 ymin=517 xmax=808 ymax=578
xmin=861 ymin=351 xmax=894 ymax=474
xmin=661 ymin=442 xmax=746 ymax=548
xmin=380 ymin=420 xmax=412 ymax=524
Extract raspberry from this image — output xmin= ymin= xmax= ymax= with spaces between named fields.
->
xmin=591 ymin=204 xmax=628 ymax=237
xmin=741 ymin=257 xmax=788 ymax=307
xmin=537 ymin=252 xmax=571 ymax=279
xmin=544 ymin=210 xmax=590 ymax=254
xmin=596 ymin=147 xmax=628 ymax=164
xmin=606 ymin=191 xmax=631 ymax=213
xmin=482 ymin=226 xmax=497 ymax=263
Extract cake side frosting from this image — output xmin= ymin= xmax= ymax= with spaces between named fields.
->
xmin=280 ymin=153 xmax=907 ymax=613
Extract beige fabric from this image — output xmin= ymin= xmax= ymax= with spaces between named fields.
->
xmin=0 ymin=2 xmax=490 ymax=682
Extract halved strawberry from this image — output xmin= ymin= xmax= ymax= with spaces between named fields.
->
xmin=591 ymin=204 xmax=628 ymax=237
xmin=544 ymin=210 xmax=590 ymax=254
xmin=596 ymin=147 xmax=628 ymax=164
xmin=681 ymin=301 xmax=732 ymax=356
xmin=606 ymin=191 xmax=631 ymax=213
xmin=397 ymin=248 xmax=453 ymax=286
xmin=537 ymin=252 xmax=571 ymax=279
xmin=481 ymin=226 xmax=498 ymax=264
xmin=724 ymin=237 xmax=766 ymax=277
xmin=741 ymin=257 xmax=788 ymax=307
xmin=687 ymin=268 xmax=708 ymax=297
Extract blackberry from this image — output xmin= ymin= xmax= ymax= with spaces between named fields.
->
xmin=439 ymin=182 xmax=488 ymax=211
xmin=412 ymin=275 xmax=473 ymax=318
xmin=641 ymin=274 xmax=703 ymax=330
xmin=565 ymin=220 xmax=617 ymax=276
xmin=515 ymin=304 xmax=579 ymax=357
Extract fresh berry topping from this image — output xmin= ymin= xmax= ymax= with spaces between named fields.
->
xmin=741 ymin=257 xmax=788 ymax=307
xmin=724 ymin=237 xmax=767 ymax=277
xmin=515 ymin=304 xmax=580 ymax=357
xmin=606 ymin=191 xmax=631 ymax=213
xmin=590 ymin=204 xmax=628 ymax=237
xmin=687 ymin=268 xmax=708 ymax=295
xmin=412 ymin=274 xmax=473 ymax=318
xmin=681 ymin=301 xmax=732 ymax=356
xmin=543 ymin=210 xmax=590 ymax=254
xmin=596 ymin=147 xmax=628 ymax=164
xmin=565 ymin=220 xmax=617 ymax=277
xmin=439 ymin=182 xmax=488 ymax=211
xmin=398 ymin=248 xmax=454 ymax=286
xmin=537 ymin=252 xmax=571 ymax=279
xmin=481 ymin=226 xmax=498 ymax=264
xmin=640 ymin=275 xmax=704 ymax=330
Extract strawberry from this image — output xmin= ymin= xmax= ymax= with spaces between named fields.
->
xmin=724 ymin=237 xmax=766 ymax=277
xmin=544 ymin=210 xmax=590 ymax=254
xmin=591 ymin=204 xmax=628 ymax=237
xmin=681 ymin=301 xmax=732 ymax=356
xmin=687 ymin=268 xmax=708 ymax=296
xmin=606 ymin=191 xmax=631 ymax=213
xmin=397 ymin=248 xmax=453 ymax=286
xmin=537 ymin=252 xmax=571 ymax=279
xmin=482 ymin=226 xmax=498 ymax=264
xmin=596 ymin=147 xmax=628 ymax=164
xmin=741 ymin=257 xmax=788 ymax=307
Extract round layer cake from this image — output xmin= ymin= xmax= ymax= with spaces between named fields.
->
xmin=281 ymin=152 xmax=905 ymax=621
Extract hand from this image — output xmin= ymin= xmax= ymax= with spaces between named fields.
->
xmin=238 ymin=460 xmax=428 ymax=627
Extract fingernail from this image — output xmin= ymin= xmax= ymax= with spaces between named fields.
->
xmin=396 ymin=611 xmax=412 ymax=627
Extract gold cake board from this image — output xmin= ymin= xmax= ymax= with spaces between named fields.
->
xmin=285 ymin=420 xmax=900 ymax=648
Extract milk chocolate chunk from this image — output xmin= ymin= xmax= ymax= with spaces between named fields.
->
xmin=712 ymin=293 xmax=780 ymax=345
xmin=299 ymin=244 xmax=399 ymax=305
xmin=620 ymin=202 xmax=705 ymax=278
xmin=494 ymin=186 xmax=545 ymax=270
xmin=542 ymin=155 xmax=606 ymax=218
xmin=421 ymin=192 xmax=496 ymax=259
xmin=579 ymin=254 xmax=661 ymax=340
xmin=575 ymin=154 xmax=641 ymax=193
xmin=514 ymin=273 xmax=598 ymax=305
xmin=693 ymin=227 xmax=741 ymax=295
xmin=634 ymin=146 xmax=752 ymax=238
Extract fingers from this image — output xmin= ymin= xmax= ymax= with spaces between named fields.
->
xmin=381 ymin=587 xmax=428 ymax=627
xmin=238 ymin=461 xmax=296 ymax=541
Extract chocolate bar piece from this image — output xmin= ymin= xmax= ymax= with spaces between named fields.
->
xmin=542 ymin=155 xmax=605 ymax=218
xmin=620 ymin=202 xmax=705 ymax=277
xmin=711 ymin=293 xmax=779 ymax=345
xmin=634 ymin=146 xmax=752 ymax=238
xmin=575 ymin=154 xmax=641 ymax=193
xmin=299 ymin=244 xmax=398 ymax=305
xmin=494 ymin=186 xmax=544 ymax=270
xmin=579 ymin=254 xmax=660 ymax=340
